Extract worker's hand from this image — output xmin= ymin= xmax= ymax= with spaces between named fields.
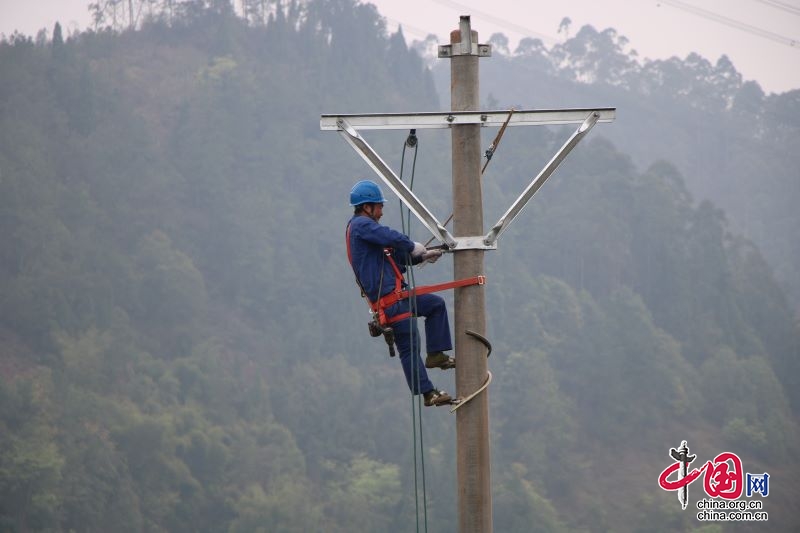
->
xmin=411 ymin=242 xmax=426 ymax=258
xmin=422 ymin=249 xmax=442 ymax=263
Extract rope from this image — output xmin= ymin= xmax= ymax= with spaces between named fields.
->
xmin=408 ymin=264 xmax=428 ymax=533
xmin=400 ymin=133 xmax=428 ymax=533
xmin=398 ymin=130 xmax=495 ymax=526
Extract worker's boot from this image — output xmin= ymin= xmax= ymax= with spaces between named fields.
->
xmin=424 ymin=388 xmax=452 ymax=407
xmin=425 ymin=351 xmax=456 ymax=370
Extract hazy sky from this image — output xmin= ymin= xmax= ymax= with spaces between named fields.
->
xmin=1 ymin=0 xmax=798 ymax=93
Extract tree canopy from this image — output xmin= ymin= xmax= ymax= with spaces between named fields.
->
xmin=1 ymin=2 xmax=798 ymax=531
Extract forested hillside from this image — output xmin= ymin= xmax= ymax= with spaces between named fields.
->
xmin=430 ymin=25 xmax=800 ymax=310
xmin=1 ymin=1 xmax=798 ymax=532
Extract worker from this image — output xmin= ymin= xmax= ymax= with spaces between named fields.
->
xmin=346 ymin=180 xmax=455 ymax=407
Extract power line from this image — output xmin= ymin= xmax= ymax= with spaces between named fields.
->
xmin=431 ymin=0 xmax=559 ymax=45
xmin=388 ymin=0 xmax=799 ymax=57
xmin=659 ymin=0 xmax=799 ymax=48
xmin=751 ymin=0 xmax=800 ymax=17
xmin=384 ymin=17 xmax=436 ymax=41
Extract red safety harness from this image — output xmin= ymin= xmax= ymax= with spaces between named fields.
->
xmin=346 ymin=221 xmax=485 ymax=326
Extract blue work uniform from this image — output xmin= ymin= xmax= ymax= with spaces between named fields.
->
xmin=347 ymin=215 xmax=453 ymax=395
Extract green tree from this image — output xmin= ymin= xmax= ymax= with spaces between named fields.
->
xmin=322 ymin=455 xmax=402 ymax=532
xmin=0 ymin=374 xmax=64 ymax=531
xmin=493 ymin=464 xmax=568 ymax=533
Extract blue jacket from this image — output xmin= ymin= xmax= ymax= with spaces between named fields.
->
xmin=347 ymin=215 xmax=422 ymax=303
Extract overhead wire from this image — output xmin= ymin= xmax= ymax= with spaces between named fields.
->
xmin=432 ymin=0 xmax=798 ymax=50
xmin=386 ymin=0 xmax=800 ymax=79
xmin=384 ymin=16 xmax=437 ymax=41
xmin=751 ymin=0 xmax=800 ymax=17
xmin=431 ymin=0 xmax=559 ymax=45
xmin=658 ymin=0 xmax=799 ymax=48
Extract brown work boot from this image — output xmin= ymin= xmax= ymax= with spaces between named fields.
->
xmin=425 ymin=351 xmax=456 ymax=370
xmin=424 ymin=388 xmax=452 ymax=407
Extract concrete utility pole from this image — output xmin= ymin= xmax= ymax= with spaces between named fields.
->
xmin=322 ymin=15 xmax=614 ymax=533
xmin=443 ymin=16 xmax=492 ymax=533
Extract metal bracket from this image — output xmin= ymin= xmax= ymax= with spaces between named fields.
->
xmin=450 ymin=236 xmax=497 ymax=251
xmin=336 ymin=118 xmax=457 ymax=248
xmin=438 ymin=43 xmax=492 ymax=58
xmin=483 ymin=112 xmax=601 ymax=246
xmin=438 ymin=16 xmax=492 ymax=58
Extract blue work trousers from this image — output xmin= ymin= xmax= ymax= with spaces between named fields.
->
xmin=385 ymin=293 xmax=452 ymax=395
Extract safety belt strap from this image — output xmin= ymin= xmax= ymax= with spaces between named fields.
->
xmin=346 ymin=221 xmax=486 ymax=326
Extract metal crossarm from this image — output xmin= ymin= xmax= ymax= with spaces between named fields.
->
xmin=336 ymin=118 xmax=457 ymax=248
xmin=324 ymin=109 xmax=615 ymax=250
xmin=320 ymin=108 xmax=615 ymax=131
xmin=483 ymin=112 xmax=601 ymax=246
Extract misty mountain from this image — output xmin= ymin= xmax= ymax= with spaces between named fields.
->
xmin=0 ymin=2 xmax=797 ymax=532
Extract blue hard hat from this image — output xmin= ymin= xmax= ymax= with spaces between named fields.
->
xmin=349 ymin=180 xmax=386 ymax=206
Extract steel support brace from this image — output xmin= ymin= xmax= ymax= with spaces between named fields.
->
xmin=483 ymin=112 xmax=601 ymax=245
xmin=320 ymin=108 xmax=615 ymax=131
xmin=336 ymin=118 xmax=457 ymax=248
xmin=329 ymin=110 xmax=613 ymax=250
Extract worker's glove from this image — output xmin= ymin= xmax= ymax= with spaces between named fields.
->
xmin=422 ymin=249 xmax=442 ymax=263
xmin=411 ymin=242 xmax=426 ymax=258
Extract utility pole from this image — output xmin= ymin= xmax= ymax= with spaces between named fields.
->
xmin=321 ymin=16 xmax=613 ymax=533
xmin=443 ymin=16 xmax=492 ymax=533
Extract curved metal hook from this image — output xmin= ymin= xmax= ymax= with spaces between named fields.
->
xmin=465 ymin=329 xmax=492 ymax=358
xmin=450 ymin=330 xmax=493 ymax=413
